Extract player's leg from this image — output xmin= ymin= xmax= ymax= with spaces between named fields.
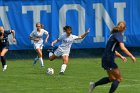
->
xmin=1 ymin=48 xmax=8 ymax=71
xmin=89 ymin=69 xmax=118 ymax=93
xmin=33 ymin=44 xmax=39 ymax=65
xmin=49 ymin=54 xmax=57 ymax=61
xmin=49 ymin=47 xmax=62 ymax=61
xmin=89 ymin=75 xmax=111 ymax=93
xmin=89 ymin=70 xmax=112 ymax=92
xmin=60 ymin=55 xmax=68 ymax=75
xmin=108 ymin=68 xmax=122 ymax=93
xmin=89 ymin=59 xmax=112 ymax=93
xmin=48 ymin=46 xmax=55 ymax=60
xmin=36 ymin=48 xmax=44 ymax=67
xmin=33 ymin=49 xmax=39 ymax=65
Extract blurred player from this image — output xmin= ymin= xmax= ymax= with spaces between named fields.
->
xmin=0 ymin=26 xmax=16 ymax=71
xmin=89 ymin=21 xmax=136 ymax=93
xmin=49 ymin=26 xmax=90 ymax=75
xmin=30 ymin=23 xmax=49 ymax=67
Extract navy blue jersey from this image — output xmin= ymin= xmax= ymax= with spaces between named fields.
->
xmin=103 ymin=31 xmax=123 ymax=58
xmin=0 ymin=30 xmax=12 ymax=45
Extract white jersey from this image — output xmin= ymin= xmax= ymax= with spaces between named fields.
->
xmin=30 ymin=29 xmax=48 ymax=44
xmin=58 ymin=33 xmax=78 ymax=51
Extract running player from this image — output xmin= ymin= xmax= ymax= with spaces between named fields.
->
xmin=89 ymin=21 xmax=136 ymax=93
xmin=30 ymin=23 xmax=49 ymax=67
xmin=0 ymin=26 xmax=16 ymax=71
xmin=49 ymin=26 xmax=90 ymax=75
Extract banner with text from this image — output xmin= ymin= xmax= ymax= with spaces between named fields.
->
xmin=0 ymin=0 xmax=140 ymax=50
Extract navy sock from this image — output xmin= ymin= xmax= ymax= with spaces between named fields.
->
xmin=109 ymin=80 xmax=120 ymax=93
xmin=1 ymin=56 xmax=6 ymax=68
xmin=95 ymin=77 xmax=111 ymax=87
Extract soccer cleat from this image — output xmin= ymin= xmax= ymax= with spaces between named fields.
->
xmin=59 ymin=72 xmax=64 ymax=75
xmin=3 ymin=65 xmax=7 ymax=71
xmin=89 ymin=82 xmax=95 ymax=93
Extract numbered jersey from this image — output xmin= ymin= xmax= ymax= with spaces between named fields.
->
xmin=58 ymin=33 xmax=78 ymax=51
xmin=30 ymin=29 xmax=48 ymax=44
xmin=0 ymin=30 xmax=12 ymax=45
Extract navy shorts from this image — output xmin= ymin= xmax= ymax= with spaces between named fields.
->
xmin=0 ymin=43 xmax=9 ymax=52
xmin=102 ymin=56 xmax=118 ymax=70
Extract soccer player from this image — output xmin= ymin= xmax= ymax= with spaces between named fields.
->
xmin=30 ymin=23 xmax=49 ymax=67
xmin=89 ymin=21 xmax=136 ymax=93
xmin=49 ymin=26 xmax=90 ymax=75
xmin=0 ymin=26 xmax=16 ymax=71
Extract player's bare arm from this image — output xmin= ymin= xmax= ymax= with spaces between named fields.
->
xmin=30 ymin=36 xmax=40 ymax=41
xmin=11 ymin=30 xmax=16 ymax=42
xmin=115 ymin=51 xmax=127 ymax=62
xmin=45 ymin=34 xmax=49 ymax=43
xmin=51 ymin=39 xmax=59 ymax=46
xmin=75 ymin=28 xmax=90 ymax=40
xmin=119 ymin=42 xmax=136 ymax=62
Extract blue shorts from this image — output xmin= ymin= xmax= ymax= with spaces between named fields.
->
xmin=102 ymin=56 xmax=118 ymax=70
xmin=0 ymin=43 xmax=9 ymax=52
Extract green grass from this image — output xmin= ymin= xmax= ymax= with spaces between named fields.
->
xmin=0 ymin=57 xmax=139 ymax=93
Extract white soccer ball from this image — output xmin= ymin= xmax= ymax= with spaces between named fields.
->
xmin=46 ymin=68 xmax=54 ymax=75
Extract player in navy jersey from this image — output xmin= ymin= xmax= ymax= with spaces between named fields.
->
xmin=0 ymin=26 xmax=16 ymax=71
xmin=89 ymin=21 xmax=136 ymax=93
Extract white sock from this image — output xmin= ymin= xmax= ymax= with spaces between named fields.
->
xmin=39 ymin=57 xmax=44 ymax=66
xmin=49 ymin=52 xmax=53 ymax=58
xmin=60 ymin=64 xmax=67 ymax=73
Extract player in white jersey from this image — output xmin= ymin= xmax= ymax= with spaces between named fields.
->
xmin=30 ymin=23 xmax=49 ymax=67
xmin=49 ymin=26 xmax=90 ymax=75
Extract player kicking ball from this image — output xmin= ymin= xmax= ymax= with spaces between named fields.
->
xmin=89 ymin=21 xmax=136 ymax=93
xmin=0 ymin=26 xmax=16 ymax=71
xmin=49 ymin=26 xmax=90 ymax=75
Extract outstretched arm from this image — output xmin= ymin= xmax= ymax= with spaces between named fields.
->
xmin=119 ymin=43 xmax=136 ymax=62
xmin=75 ymin=28 xmax=90 ymax=40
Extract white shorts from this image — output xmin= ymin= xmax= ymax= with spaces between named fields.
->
xmin=54 ymin=47 xmax=70 ymax=57
xmin=34 ymin=43 xmax=43 ymax=49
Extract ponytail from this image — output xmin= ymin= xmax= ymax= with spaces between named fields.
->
xmin=36 ymin=22 xmax=44 ymax=28
xmin=111 ymin=27 xmax=119 ymax=34
xmin=41 ymin=24 xmax=44 ymax=29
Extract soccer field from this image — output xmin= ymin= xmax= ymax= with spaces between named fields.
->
xmin=0 ymin=58 xmax=139 ymax=93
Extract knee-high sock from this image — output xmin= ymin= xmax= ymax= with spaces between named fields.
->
xmin=39 ymin=57 xmax=44 ymax=66
xmin=95 ymin=77 xmax=111 ymax=87
xmin=1 ymin=56 xmax=6 ymax=68
xmin=60 ymin=64 xmax=67 ymax=73
xmin=109 ymin=80 xmax=120 ymax=93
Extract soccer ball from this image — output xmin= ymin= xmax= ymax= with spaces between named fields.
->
xmin=46 ymin=68 xmax=54 ymax=75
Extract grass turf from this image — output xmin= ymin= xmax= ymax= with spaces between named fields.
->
xmin=0 ymin=57 xmax=139 ymax=93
